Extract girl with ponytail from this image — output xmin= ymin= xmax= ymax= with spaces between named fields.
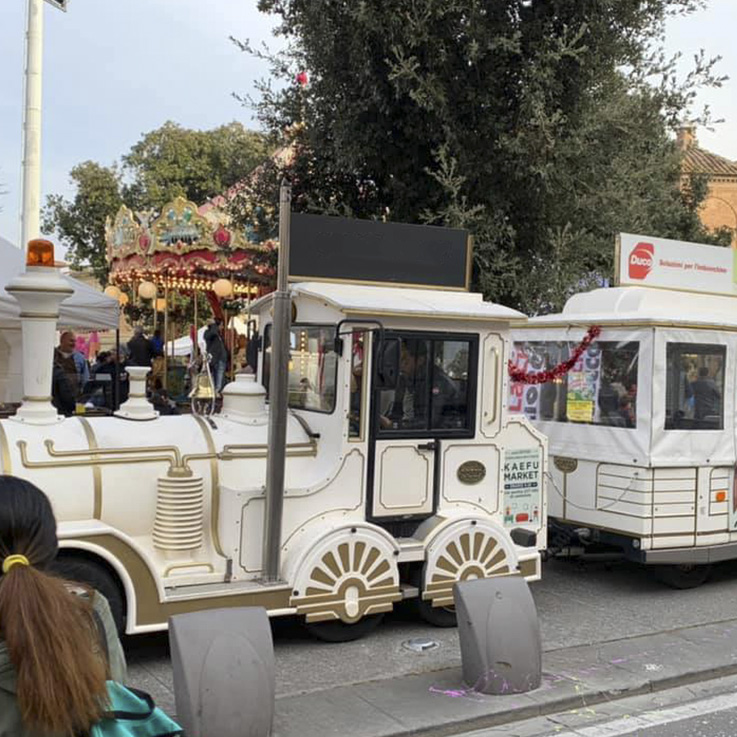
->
xmin=0 ymin=475 xmax=127 ymax=736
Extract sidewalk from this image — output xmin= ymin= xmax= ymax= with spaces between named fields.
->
xmin=272 ymin=618 xmax=737 ymax=737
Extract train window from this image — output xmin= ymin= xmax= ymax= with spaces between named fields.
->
xmin=377 ymin=334 xmax=476 ymax=436
xmin=263 ymin=324 xmax=338 ymax=413
xmin=349 ymin=331 xmax=366 ymax=439
xmin=509 ymin=340 xmax=639 ymax=428
xmin=665 ymin=343 xmax=725 ymax=430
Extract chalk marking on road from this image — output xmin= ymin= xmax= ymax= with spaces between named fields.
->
xmin=544 ymin=690 xmax=737 ymax=737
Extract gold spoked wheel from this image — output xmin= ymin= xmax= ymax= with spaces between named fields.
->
xmin=291 ymin=531 xmax=401 ymax=629
xmin=423 ymin=521 xmax=515 ymax=610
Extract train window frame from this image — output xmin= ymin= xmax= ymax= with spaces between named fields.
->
xmin=262 ymin=323 xmax=340 ymax=415
xmin=373 ymin=330 xmax=479 ymax=440
xmin=665 ymin=342 xmax=726 ymax=431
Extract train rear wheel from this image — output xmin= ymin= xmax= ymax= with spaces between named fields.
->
xmin=654 ymin=563 xmax=711 ymax=590
xmin=52 ymin=556 xmax=126 ymax=633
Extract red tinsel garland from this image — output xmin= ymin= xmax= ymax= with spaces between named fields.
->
xmin=508 ymin=326 xmax=602 ymax=385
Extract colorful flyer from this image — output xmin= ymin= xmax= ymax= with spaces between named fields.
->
xmin=502 ymin=447 xmax=542 ymax=529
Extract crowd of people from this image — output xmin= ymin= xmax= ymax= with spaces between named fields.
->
xmin=50 ymin=320 xmax=255 ymax=416
xmin=50 ymin=327 xmax=168 ymax=416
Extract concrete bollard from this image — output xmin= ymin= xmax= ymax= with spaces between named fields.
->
xmin=454 ymin=577 xmax=541 ymax=695
xmin=169 ymin=607 xmax=275 ymax=737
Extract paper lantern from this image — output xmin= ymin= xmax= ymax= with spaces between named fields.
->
xmin=212 ymin=278 xmax=233 ymax=298
xmin=104 ymin=285 xmax=121 ymax=300
xmin=138 ymin=281 xmax=157 ymax=300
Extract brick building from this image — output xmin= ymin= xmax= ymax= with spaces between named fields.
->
xmin=678 ymin=126 xmax=737 ymax=246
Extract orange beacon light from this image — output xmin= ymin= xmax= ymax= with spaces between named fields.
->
xmin=26 ymin=238 xmax=55 ymax=267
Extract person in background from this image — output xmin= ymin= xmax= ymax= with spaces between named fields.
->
xmin=54 ymin=331 xmax=80 ymax=403
xmin=127 ymin=326 xmax=153 ymax=368
xmin=0 ymin=475 xmax=126 ymax=736
xmin=204 ymin=318 xmax=228 ymax=394
xmin=150 ymin=328 xmax=166 ymax=386
xmin=51 ymin=361 xmax=76 ymax=416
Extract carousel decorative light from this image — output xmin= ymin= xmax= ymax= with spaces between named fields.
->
xmin=103 ymin=285 xmax=121 ymax=299
xmin=212 ymin=278 xmax=233 ymax=298
xmin=118 ymin=293 xmax=130 ymax=306
xmin=138 ymin=280 xmax=157 ymax=300
xmin=155 ymin=297 xmax=167 ymax=312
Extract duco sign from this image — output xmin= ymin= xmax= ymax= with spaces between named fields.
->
xmin=628 ymin=242 xmax=654 ymax=280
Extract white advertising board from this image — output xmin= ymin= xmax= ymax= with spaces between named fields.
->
xmin=616 ymin=233 xmax=736 ymax=297
xmin=502 ymin=447 xmax=542 ymax=529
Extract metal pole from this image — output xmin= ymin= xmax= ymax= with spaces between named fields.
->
xmin=113 ymin=329 xmax=120 ymax=410
xmin=163 ymin=281 xmax=169 ymax=390
xmin=20 ymin=0 xmax=44 ymax=253
xmin=262 ymin=181 xmax=291 ymax=582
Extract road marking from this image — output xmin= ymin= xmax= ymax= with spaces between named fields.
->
xmin=545 ymin=690 xmax=737 ymax=737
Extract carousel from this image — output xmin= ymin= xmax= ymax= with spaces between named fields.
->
xmin=104 ymin=196 xmax=276 ymax=401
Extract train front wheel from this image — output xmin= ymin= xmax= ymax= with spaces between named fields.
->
xmin=305 ymin=613 xmax=384 ymax=643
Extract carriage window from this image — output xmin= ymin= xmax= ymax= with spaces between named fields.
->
xmin=509 ymin=340 xmax=639 ymax=428
xmin=263 ymin=324 xmax=338 ymax=413
xmin=665 ymin=343 xmax=725 ymax=430
xmin=377 ymin=335 xmax=475 ymax=435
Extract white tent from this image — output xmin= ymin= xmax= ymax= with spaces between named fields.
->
xmin=0 ymin=236 xmax=119 ymax=403
xmin=0 ymin=236 xmax=119 ymax=330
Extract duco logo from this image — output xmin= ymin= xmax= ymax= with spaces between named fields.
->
xmin=628 ymin=242 xmax=654 ymax=280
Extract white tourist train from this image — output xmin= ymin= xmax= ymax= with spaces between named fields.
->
xmin=0 ymin=231 xmax=547 ymax=640
xmin=511 ymin=233 xmax=737 ymax=588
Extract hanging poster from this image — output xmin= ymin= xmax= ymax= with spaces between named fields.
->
xmin=566 ymin=343 xmax=602 ymax=423
xmin=508 ymin=343 xmax=544 ymax=421
xmin=502 ymin=447 xmax=542 ymax=529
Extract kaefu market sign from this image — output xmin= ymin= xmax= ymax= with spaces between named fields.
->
xmin=616 ymin=233 xmax=737 ymax=297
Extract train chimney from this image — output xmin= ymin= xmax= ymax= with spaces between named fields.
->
xmin=6 ymin=239 xmax=73 ymax=425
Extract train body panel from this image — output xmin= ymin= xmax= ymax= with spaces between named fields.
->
xmin=2 ymin=271 xmax=548 ymax=635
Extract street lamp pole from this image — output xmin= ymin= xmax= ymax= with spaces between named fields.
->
xmin=19 ymin=0 xmax=44 ymax=253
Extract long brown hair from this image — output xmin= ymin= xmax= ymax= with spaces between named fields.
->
xmin=0 ymin=475 xmax=109 ymax=735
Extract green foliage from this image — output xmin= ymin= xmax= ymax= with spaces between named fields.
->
xmin=123 ymin=121 xmax=270 ymax=210
xmin=238 ymin=0 xmax=728 ymax=313
xmin=42 ymin=161 xmax=123 ymax=284
xmin=44 ymin=122 xmax=269 ymax=285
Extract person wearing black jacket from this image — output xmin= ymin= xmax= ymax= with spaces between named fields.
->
xmin=204 ymin=319 xmax=228 ymax=393
xmin=127 ymin=326 xmax=153 ymax=367
xmin=51 ymin=363 xmax=76 ymax=416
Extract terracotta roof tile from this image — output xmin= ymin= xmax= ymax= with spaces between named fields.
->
xmin=682 ymin=146 xmax=737 ymax=177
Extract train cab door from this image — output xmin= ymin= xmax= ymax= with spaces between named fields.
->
xmin=368 ymin=331 xmax=478 ymax=523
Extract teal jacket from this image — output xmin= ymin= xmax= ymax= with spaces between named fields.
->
xmin=0 ymin=591 xmax=127 ymax=737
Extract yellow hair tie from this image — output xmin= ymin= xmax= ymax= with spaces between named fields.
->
xmin=2 ymin=554 xmax=30 ymax=574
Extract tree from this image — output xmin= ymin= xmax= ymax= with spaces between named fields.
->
xmin=123 ymin=121 xmax=270 ymax=210
xmin=43 ymin=161 xmax=123 ymax=284
xmin=238 ymin=0 xmax=728 ymax=313
xmin=44 ymin=122 xmax=269 ymax=284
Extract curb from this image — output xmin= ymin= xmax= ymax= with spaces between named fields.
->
xmin=272 ymin=619 xmax=737 ymax=737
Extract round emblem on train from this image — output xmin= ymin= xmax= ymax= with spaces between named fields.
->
xmin=457 ymin=460 xmax=486 ymax=485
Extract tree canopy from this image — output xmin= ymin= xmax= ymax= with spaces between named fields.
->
xmin=236 ymin=0 xmax=729 ymax=312
xmin=43 ymin=121 xmax=269 ymax=284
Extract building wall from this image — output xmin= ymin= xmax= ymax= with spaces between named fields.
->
xmin=700 ymin=179 xmax=737 ymax=246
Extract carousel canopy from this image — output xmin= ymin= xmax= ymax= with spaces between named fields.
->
xmin=0 ymin=236 xmax=120 ymax=330
xmin=105 ymin=196 xmax=275 ymax=296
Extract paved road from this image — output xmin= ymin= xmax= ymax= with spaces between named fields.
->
xmin=456 ymin=674 xmax=737 ymax=737
xmin=124 ymin=555 xmax=737 ymax=708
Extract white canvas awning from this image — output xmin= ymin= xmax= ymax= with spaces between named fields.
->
xmin=0 ymin=236 xmax=119 ymax=330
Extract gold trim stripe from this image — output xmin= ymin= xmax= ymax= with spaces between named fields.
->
xmin=192 ymin=415 xmax=224 ymax=557
xmin=78 ymin=417 xmax=103 ymax=519
xmin=0 ymin=422 xmax=11 ymax=474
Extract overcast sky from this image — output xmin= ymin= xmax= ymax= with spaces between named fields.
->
xmin=0 ymin=0 xmax=735 ymax=247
